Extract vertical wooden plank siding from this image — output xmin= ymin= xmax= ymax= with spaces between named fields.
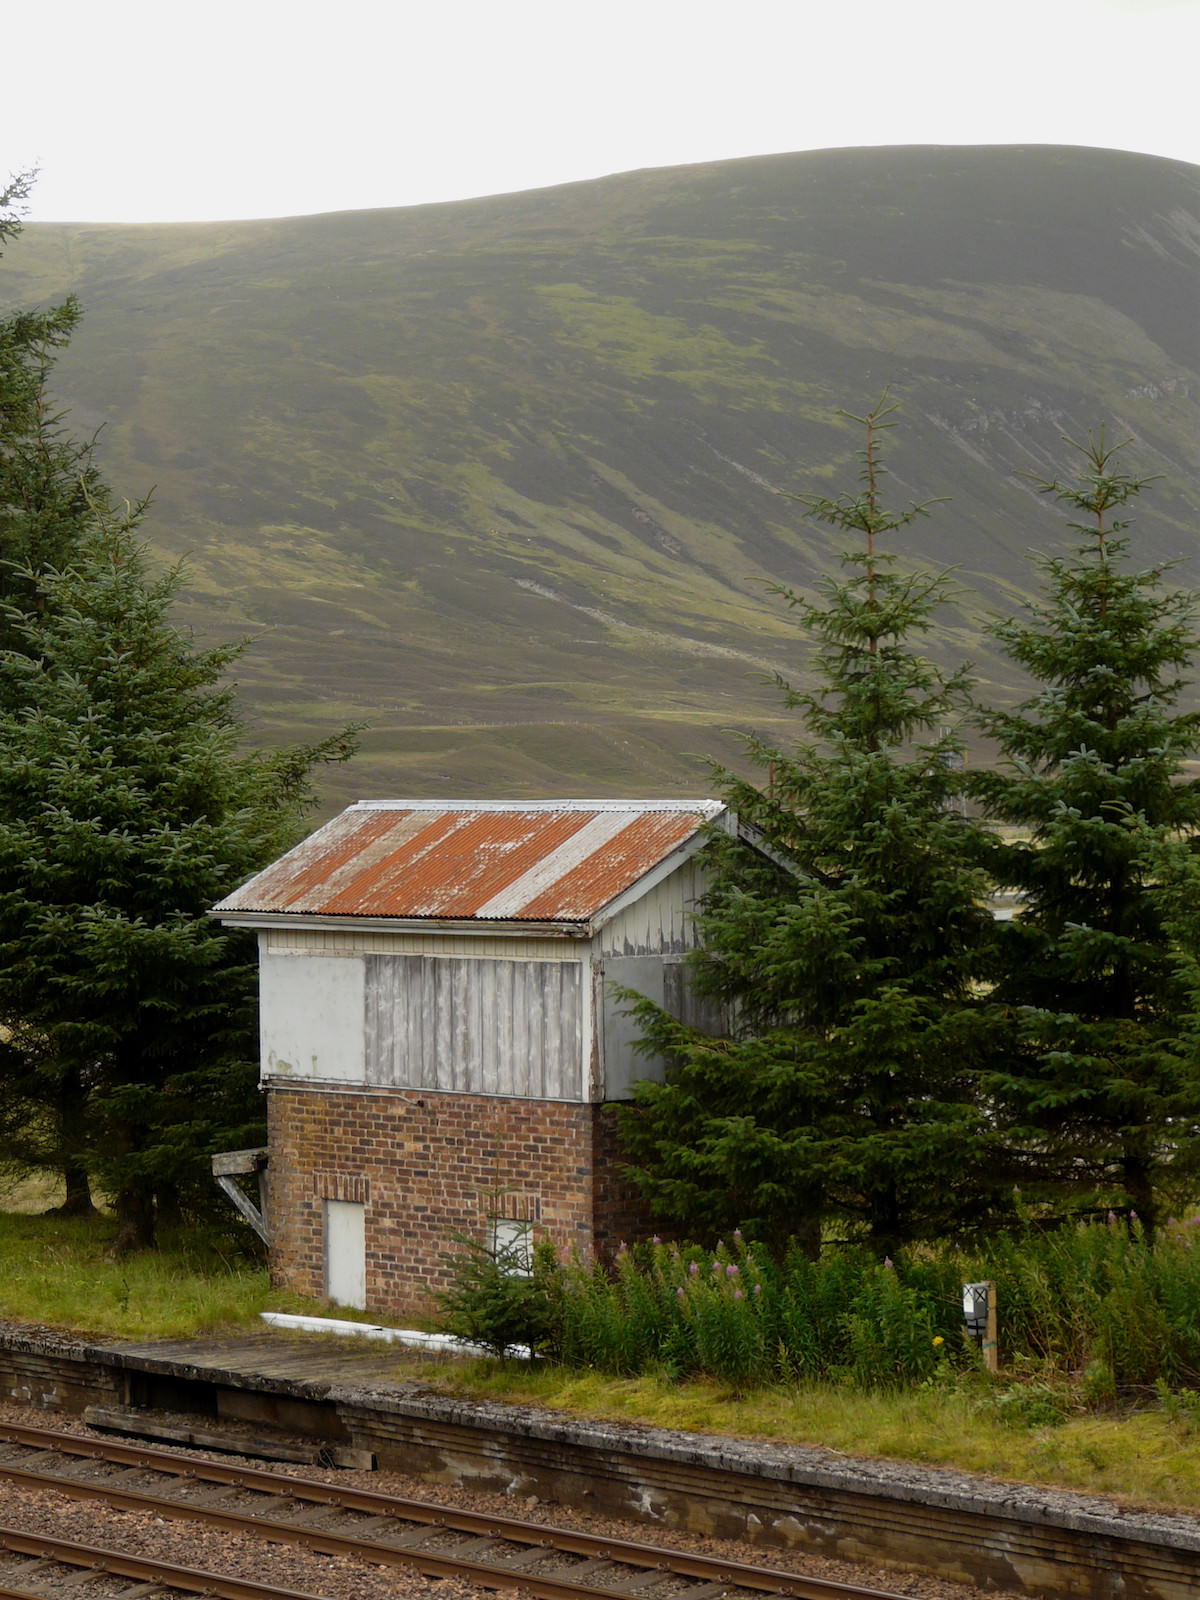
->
xmin=364 ymin=955 xmax=582 ymax=1100
xmin=598 ymin=858 xmax=708 ymax=956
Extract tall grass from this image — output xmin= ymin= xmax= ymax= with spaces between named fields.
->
xmin=0 ymin=1212 xmax=274 ymax=1338
xmin=443 ymin=1217 xmax=1200 ymax=1400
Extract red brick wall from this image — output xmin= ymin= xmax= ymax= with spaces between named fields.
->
xmin=591 ymin=1103 xmax=657 ymax=1249
xmin=267 ymin=1086 xmax=655 ymax=1317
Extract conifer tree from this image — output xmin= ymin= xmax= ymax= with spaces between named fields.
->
xmin=619 ymin=400 xmax=1002 ymax=1256
xmin=970 ymin=434 xmax=1200 ymax=1234
xmin=0 ymin=171 xmax=125 ymax=1211
xmin=0 ymin=177 xmax=359 ymax=1244
xmin=0 ymin=172 xmax=111 ymax=666
xmin=0 ymin=510 xmax=358 ymax=1250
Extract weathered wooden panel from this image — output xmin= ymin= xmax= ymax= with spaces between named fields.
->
xmin=598 ymin=857 xmax=709 ymax=956
xmin=364 ymin=955 xmax=582 ymax=1099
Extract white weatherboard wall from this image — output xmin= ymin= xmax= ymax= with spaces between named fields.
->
xmin=260 ymin=951 xmax=365 ymax=1083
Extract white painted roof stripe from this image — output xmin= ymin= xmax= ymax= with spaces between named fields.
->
xmin=472 ymin=811 xmax=637 ymax=919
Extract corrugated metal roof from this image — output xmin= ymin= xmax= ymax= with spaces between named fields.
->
xmin=214 ymin=800 xmax=725 ymax=924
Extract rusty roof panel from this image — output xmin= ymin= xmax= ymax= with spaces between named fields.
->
xmin=515 ymin=812 xmax=706 ymax=921
xmin=321 ymin=809 xmax=592 ymax=918
xmin=216 ymin=807 xmax=401 ymax=914
xmin=213 ymin=800 xmax=722 ymax=923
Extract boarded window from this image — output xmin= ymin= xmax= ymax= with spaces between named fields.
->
xmin=324 ymin=1199 xmax=366 ymax=1309
xmin=364 ymin=955 xmax=582 ymax=1099
xmin=489 ymin=1217 xmax=534 ymax=1276
xmin=600 ymin=955 xmax=727 ymax=1100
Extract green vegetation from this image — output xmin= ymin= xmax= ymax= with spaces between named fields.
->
xmin=619 ymin=400 xmax=1003 ymax=1255
xmin=423 ymin=1217 xmax=1200 ymax=1511
xmin=440 ymin=1219 xmax=1200 ymax=1398
xmin=621 ymin=417 xmax=1200 ymax=1249
xmin=971 ymin=436 xmax=1200 ymax=1233
xmin=437 ymin=1361 xmax=1200 ymax=1514
xmin=0 ymin=1208 xmax=273 ymax=1337
xmin=0 ymin=178 xmax=359 ymax=1251
xmin=4 ymin=146 xmax=1196 ymax=800
xmin=3 ymin=1206 xmax=1200 ymax=1511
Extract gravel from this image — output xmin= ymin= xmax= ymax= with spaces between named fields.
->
xmin=0 ymin=1401 xmax=1028 ymax=1600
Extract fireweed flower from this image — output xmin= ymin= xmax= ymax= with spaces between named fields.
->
xmin=726 ymin=1263 xmax=739 ymax=1277
xmin=752 ymin=1283 xmax=762 ymax=1296
xmin=688 ymin=1261 xmax=700 ymax=1277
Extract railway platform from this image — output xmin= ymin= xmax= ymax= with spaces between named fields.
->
xmin=0 ymin=1319 xmax=1195 ymax=1600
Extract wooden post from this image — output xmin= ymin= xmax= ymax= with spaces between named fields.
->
xmin=982 ymin=1279 xmax=999 ymax=1373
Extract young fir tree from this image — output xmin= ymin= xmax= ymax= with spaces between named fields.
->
xmin=0 ymin=172 xmax=111 ymax=661
xmin=0 ymin=171 xmax=128 ymax=1211
xmin=0 ymin=511 xmax=358 ymax=1251
xmin=619 ymin=400 xmax=1003 ymax=1257
xmin=969 ymin=434 xmax=1200 ymax=1235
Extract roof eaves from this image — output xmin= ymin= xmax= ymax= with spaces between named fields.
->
xmin=208 ymin=910 xmax=593 ymax=938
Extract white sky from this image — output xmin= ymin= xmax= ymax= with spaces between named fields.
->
xmin=5 ymin=0 xmax=1198 ymax=225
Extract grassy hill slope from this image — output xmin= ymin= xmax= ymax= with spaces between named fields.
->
xmin=4 ymin=144 xmax=1198 ymax=805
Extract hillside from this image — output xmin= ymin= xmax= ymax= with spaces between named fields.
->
xmin=4 ymin=144 xmax=1199 ymax=806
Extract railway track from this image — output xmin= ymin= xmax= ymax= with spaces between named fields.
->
xmin=0 ymin=1523 xmax=328 ymax=1598
xmin=0 ymin=1419 xmax=912 ymax=1600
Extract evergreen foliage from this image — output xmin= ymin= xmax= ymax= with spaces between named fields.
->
xmin=619 ymin=400 xmax=1003 ymax=1255
xmin=0 ymin=176 xmax=359 ymax=1248
xmin=970 ymin=434 xmax=1200 ymax=1233
xmin=0 ymin=513 xmax=357 ymax=1249
xmin=0 ymin=173 xmax=112 ymax=669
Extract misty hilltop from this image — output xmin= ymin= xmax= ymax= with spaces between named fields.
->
xmin=5 ymin=143 xmax=1198 ymax=804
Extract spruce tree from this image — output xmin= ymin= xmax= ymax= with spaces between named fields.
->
xmin=0 ymin=172 xmax=111 ymax=664
xmin=0 ymin=510 xmax=358 ymax=1250
xmin=0 ymin=172 xmax=361 ymax=1243
xmin=0 ymin=171 xmax=124 ymax=1211
xmin=970 ymin=434 xmax=1200 ymax=1234
xmin=619 ymin=400 xmax=1002 ymax=1256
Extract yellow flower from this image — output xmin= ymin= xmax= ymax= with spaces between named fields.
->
xmin=932 ymin=1336 xmax=945 ymax=1347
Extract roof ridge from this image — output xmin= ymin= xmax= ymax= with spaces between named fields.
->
xmin=349 ymin=798 xmax=723 ymax=813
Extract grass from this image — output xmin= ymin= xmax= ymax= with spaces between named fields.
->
xmin=417 ymin=1359 xmax=1200 ymax=1515
xmin=0 ymin=1203 xmax=448 ymax=1340
xmin=2 ymin=1206 xmax=1199 ymax=1514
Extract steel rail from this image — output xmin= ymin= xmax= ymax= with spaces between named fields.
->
xmin=0 ymin=1420 xmax=910 ymax=1600
xmin=0 ymin=1522 xmax=328 ymax=1599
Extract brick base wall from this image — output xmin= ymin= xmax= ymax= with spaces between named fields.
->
xmin=267 ymin=1085 xmax=656 ymax=1317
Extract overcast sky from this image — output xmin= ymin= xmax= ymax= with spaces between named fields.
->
xmin=5 ymin=0 xmax=1197 ymax=225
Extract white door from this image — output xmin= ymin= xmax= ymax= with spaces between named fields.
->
xmin=324 ymin=1199 xmax=366 ymax=1309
